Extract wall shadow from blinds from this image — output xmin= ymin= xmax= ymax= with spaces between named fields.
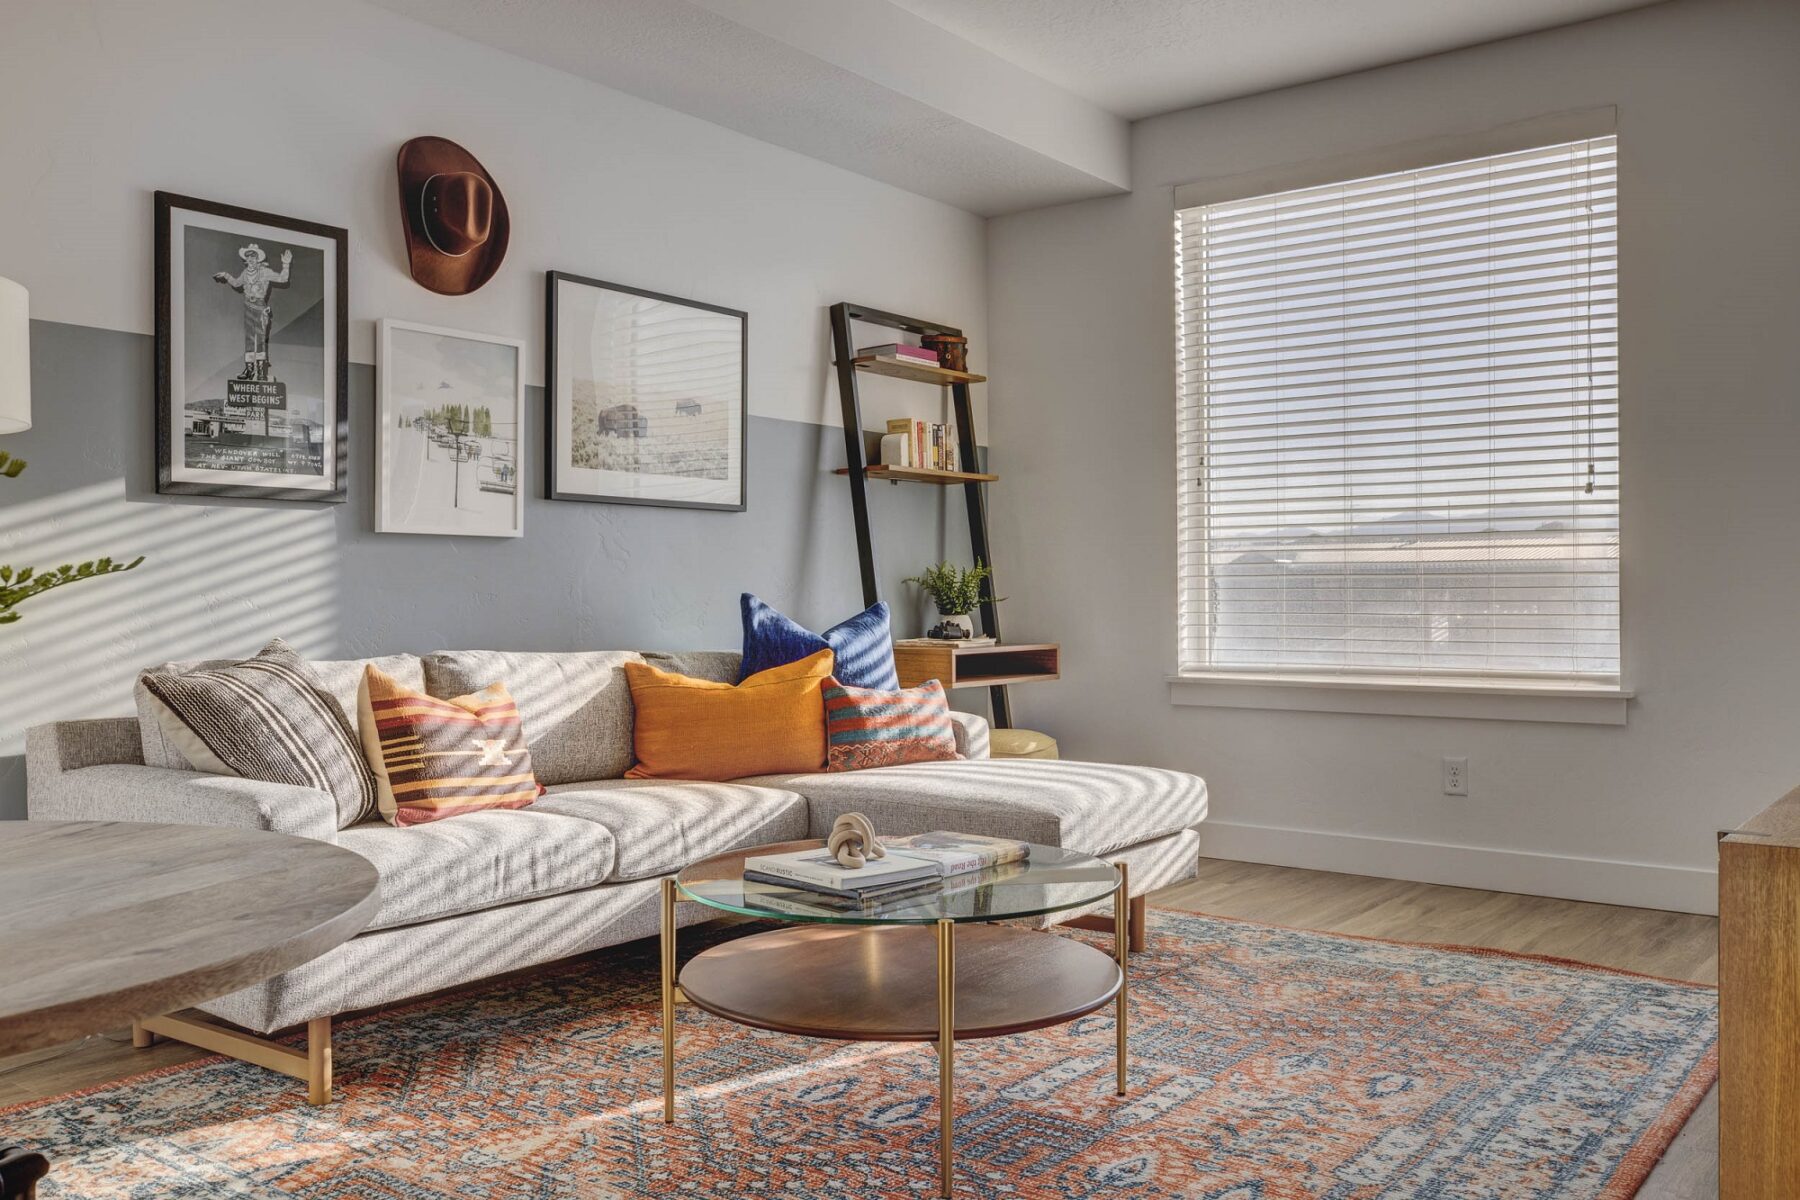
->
xmin=1176 ymin=137 xmax=1619 ymax=683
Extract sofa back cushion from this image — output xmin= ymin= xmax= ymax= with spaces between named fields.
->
xmin=422 ymin=650 xmax=642 ymax=785
xmin=641 ymin=649 xmax=741 ymax=684
xmin=135 ymin=651 xmax=425 ymax=771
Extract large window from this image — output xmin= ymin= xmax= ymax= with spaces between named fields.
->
xmin=1176 ymin=137 xmax=1619 ymax=685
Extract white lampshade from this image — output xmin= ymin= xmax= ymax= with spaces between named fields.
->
xmin=0 ymin=276 xmax=28 ymax=435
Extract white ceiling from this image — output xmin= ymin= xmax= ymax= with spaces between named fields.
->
xmin=888 ymin=0 xmax=1668 ymax=120
xmin=367 ymin=0 xmax=1665 ymax=215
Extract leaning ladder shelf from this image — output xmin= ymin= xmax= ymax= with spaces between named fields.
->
xmin=830 ymin=301 xmax=1053 ymax=729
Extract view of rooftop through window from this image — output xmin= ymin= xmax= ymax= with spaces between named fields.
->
xmin=1176 ymin=136 xmax=1619 ymax=682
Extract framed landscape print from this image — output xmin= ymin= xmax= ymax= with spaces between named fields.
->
xmin=155 ymin=192 xmax=348 ymax=501
xmin=546 ymin=271 xmax=746 ymax=511
xmin=376 ymin=319 xmax=525 ymax=538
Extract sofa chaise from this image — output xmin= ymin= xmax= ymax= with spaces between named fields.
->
xmin=25 ymin=646 xmax=1209 ymax=1103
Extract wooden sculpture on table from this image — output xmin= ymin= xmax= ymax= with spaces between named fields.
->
xmin=828 ymin=812 xmax=884 ymax=869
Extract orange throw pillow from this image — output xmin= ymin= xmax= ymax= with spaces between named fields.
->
xmin=625 ymin=648 xmax=832 ymax=780
xmin=357 ymin=665 xmax=541 ymax=826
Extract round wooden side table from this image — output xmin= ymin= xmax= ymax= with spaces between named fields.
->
xmin=0 ymin=820 xmax=380 ymax=1198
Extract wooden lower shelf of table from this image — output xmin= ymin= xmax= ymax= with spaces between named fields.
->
xmin=677 ymin=924 xmax=1119 ymax=1042
xmin=894 ymin=642 xmax=1059 ymax=690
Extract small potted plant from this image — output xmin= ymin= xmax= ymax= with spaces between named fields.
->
xmin=904 ymin=559 xmax=1001 ymax=639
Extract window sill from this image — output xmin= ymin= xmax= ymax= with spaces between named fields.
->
xmin=1167 ymin=672 xmax=1632 ymax=726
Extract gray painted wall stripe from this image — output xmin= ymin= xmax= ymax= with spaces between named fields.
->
xmin=0 ymin=319 xmax=981 ymax=818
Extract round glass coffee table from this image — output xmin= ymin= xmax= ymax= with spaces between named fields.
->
xmin=661 ymin=839 xmax=1130 ymax=1198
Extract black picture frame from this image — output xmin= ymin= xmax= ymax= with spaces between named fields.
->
xmin=155 ymin=191 xmax=349 ymax=502
xmin=545 ymin=270 xmax=748 ymax=512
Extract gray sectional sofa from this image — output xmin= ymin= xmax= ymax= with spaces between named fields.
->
xmin=25 ymin=646 xmax=1209 ymax=1102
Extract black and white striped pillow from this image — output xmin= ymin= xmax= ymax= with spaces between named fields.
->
xmin=140 ymin=639 xmax=378 ymax=829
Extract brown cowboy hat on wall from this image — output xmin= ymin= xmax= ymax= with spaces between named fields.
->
xmin=396 ymin=136 xmax=509 ymax=295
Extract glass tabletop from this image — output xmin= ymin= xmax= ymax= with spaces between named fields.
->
xmin=675 ymin=839 xmax=1120 ymax=926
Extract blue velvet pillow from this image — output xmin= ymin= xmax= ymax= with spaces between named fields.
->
xmin=738 ymin=594 xmax=899 ymax=690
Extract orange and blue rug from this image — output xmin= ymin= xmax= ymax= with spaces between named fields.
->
xmin=3 ymin=911 xmax=1716 ymax=1198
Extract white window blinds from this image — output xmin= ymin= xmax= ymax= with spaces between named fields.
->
xmin=1176 ymin=136 xmax=1619 ymax=683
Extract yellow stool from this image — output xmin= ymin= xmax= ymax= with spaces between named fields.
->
xmin=991 ymin=728 xmax=1059 ymax=760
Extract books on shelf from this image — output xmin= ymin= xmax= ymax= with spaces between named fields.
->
xmin=894 ymin=636 xmax=997 ymax=648
xmin=877 ymin=418 xmax=958 ymax=471
xmin=859 ymin=343 xmax=941 ymax=367
xmin=742 ymin=832 xmax=1031 ymax=899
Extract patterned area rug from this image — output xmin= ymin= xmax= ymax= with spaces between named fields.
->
xmin=3 ymin=911 xmax=1716 ymax=1199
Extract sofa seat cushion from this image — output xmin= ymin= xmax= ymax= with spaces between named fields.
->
xmin=422 ymin=650 xmax=644 ymax=786
xmin=337 ymin=809 xmax=617 ymax=932
xmin=534 ymin=779 xmax=809 ymax=881
xmin=739 ymin=759 xmax=1208 ymax=859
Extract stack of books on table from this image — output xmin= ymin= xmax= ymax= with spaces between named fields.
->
xmin=743 ymin=832 xmax=1030 ymax=905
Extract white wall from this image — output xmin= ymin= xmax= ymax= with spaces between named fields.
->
xmin=0 ymin=0 xmax=985 ymax=437
xmin=988 ymin=0 xmax=1800 ymax=914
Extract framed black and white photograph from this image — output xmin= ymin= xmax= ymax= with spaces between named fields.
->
xmin=546 ymin=271 xmax=746 ymax=511
xmin=376 ymin=319 xmax=525 ymax=538
xmin=156 ymin=192 xmax=348 ymax=501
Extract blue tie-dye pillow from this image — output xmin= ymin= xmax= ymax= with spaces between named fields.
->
xmin=738 ymin=594 xmax=899 ymax=690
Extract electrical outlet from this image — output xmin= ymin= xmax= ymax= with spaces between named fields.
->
xmin=1442 ymin=756 xmax=1469 ymax=796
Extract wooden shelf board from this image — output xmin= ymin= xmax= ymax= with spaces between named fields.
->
xmin=834 ymin=465 xmax=998 ymax=485
xmin=944 ymin=671 xmax=1062 ymax=688
xmin=837 ymin=356 xmax=987 ymax=386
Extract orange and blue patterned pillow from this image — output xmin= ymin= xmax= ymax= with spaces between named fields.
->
xmin=824 ymin=676 xmax=962 ymax=772
xmin=739 ymin=593 xmax=898 ymax=690
xmin=357 ymin=665 xmax=541 ymax=826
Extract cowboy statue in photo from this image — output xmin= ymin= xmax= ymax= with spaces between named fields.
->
xmin=213 ymin=242 xmax=291 ymax=382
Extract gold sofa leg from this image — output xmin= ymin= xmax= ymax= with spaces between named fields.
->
xmin=137 ymin=1013 xmax=334 ymax=1105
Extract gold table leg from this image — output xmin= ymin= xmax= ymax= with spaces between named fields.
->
xmin=1115 ymin=862 xmax=1129 ymax=1096
xmin=937 ymin=917 xmax=956 ymax=1198
xmin=661 ymin=877 xmax=677 ymax=1124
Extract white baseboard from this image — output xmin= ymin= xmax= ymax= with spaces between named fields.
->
xmin=1199 ymin=820 xmax=1718 ymax=916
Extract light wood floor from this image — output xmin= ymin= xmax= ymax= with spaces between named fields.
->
xmin=0 ymin=857 xmax=1718 ymax=1196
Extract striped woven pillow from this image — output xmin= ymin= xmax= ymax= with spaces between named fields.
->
xmin=357 ymin=665 xmax=541 ymax=826
xmin=823 ymin=676 xmax=963 ymax=772
xmin=139 ymin=638 xmax=378 ymax=828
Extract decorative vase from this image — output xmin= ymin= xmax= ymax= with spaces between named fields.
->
xmin=920 ymin=333 xmax=969 ymax=372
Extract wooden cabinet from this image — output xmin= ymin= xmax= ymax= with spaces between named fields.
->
xmin=1719 ymin=783 xmax=1800 ymax=1198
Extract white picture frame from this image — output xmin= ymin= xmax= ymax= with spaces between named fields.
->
xmin=545 ymin=271 xmax=747 ymax=511
xmin=376 ymin=319 xmax=526 ymax=538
